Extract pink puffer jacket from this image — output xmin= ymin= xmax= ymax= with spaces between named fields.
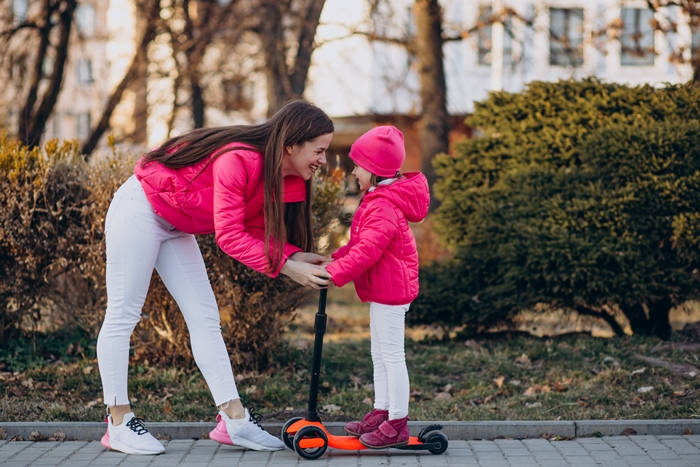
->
xmin=326 ymin=172 xmax=430 ymax=305
xmin=134 ymin=144 xmax=305 ymax=277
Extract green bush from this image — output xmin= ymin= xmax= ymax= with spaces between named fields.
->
xmin=410 ymin=79 xmax=700 ymax=338
xmin=1 ymin=136 xmax=345 ymax=370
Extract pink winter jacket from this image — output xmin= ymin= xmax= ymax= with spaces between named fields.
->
xmin=326 ymin=172 xmax=430 ymax=305
xmin=134 ymin=144 xmax=305 ymax=277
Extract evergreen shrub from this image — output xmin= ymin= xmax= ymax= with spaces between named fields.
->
xmin=410 ymin=79 xmax=700 ymax=338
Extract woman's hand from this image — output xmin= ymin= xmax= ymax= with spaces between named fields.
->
xmin=280 ymin=259 xmax=331 ymax=289
xmin=289 ymin=252 xmax=333 ymax=266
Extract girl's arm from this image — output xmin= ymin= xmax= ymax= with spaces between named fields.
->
xmin=326 ymin=204 xmax=397 ymax=287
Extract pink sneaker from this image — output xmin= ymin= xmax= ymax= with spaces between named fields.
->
xmin=209 ymin=409 xmax=284 ymax=451
xmin=344 ymin=409 xmax=389 ymax=437
xmin=359 ymin=416 xmax=410 ymax=449
xmin=101 ymin=413 xmax=165 ymax=455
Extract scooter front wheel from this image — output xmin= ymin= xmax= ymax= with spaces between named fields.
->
xmin=293 ymin=425 xmax=328 ymax=460
xmin=282 ymin=417 xmax=303 ymax=450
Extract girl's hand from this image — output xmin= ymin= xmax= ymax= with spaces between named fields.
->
xmin=289 ymin=252 xmax=333 ymax=266
xmin=280 ymin=259 xmax=331 ymax=289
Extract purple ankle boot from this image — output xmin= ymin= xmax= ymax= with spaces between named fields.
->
xmin=344 ymin=409 xmax=389 ymax=437
xmin=359 ymin=416 xmax=410 ymax=449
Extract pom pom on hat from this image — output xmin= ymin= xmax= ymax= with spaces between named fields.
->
xmin=349 ymin=126 xmax=405 ymax=178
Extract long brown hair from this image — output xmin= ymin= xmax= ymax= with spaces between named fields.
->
xmin=142 ymin=100 xmax=334 ymax=273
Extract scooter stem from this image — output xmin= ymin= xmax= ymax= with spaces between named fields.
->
xmin=306 ymin=288 xmax=328 ymax=422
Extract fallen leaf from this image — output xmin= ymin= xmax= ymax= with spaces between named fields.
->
xmin=552 ymin=381 xmax=569 ymax=392
xmin=515 ymin=354 xmax=532 ymax=368
xmin=29 ymin=431 xmax=46 ymax=441
xmin=621 ymin=428 xmax=637 ymax=436
xmin=630 ymin=368 xmax=646 ymax=376
xmin=674 ymin=390 xmax=687 ymax=397
xmin=322 ymin=404 xmax=341 ymax=413
xmin=48 ymin=431 xmax=66 ymax=442
xmin=0 ymin=428 xmax=6 ymax=440
xmin=525 ymin=402 xmax=541 ymax=409
xmin=82 ymin=365 xmax=93 ymax=375
xmin=637 ymin=386 xmax=654 ymax=393
xmin=362 ymin=397 xmax=373 ymax=405
xmin=494 ymin=376 xmax=505 ymax=389
xmin=435 ymin=392 xmax=452 ymax=401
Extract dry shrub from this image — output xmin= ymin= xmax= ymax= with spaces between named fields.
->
xmin=1 ymin=136 xmax=345 ymax=371
xmin=0 ymin=137 xmax=92 ymax=339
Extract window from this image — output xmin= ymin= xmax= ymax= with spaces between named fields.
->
xmin=406 ymin=7 xmax=416 ymax=38
xmin=550 ymin=8 xmax=584 ymax=66
xmin=75 ymin=3 xmax=96 ymax=37
xmin=76 ymin=59 xmax=93 ymax=85
xmin=76 ymin=112 xmax=91 ymax=140
xmin=11 ymin=0 xmax=28 ymax=24
xmin=477 ymin=6 xmax=513 ymax=66
xmin=620 ymin=8 xmax=655 ymax=66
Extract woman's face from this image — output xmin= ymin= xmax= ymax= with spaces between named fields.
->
xmin=282 ymin=133 xmax=333 ymax=180
xmin=352 ymin=164 xmax=373 ymax=192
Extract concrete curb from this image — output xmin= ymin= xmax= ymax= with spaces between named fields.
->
xmin=1 ymin=419 xmax=698 ymax=442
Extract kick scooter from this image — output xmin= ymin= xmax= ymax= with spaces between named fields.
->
xmin=283 ymin=289 xmax=448 ymax=460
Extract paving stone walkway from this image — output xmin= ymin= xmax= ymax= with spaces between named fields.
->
xmin=1 ymin=435 xmax=700 ymax=466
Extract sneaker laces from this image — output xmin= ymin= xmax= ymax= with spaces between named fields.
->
xmin=126 ymin=417 xmax=150 ymax=435
xmin=247 ymin=407 xmax=266 ymax=431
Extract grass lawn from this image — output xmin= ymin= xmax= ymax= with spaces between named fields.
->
xmin=2 ymin=289 xmax=699 ymax=425
xmin=1 ymin=334 xmax=699 ymax=424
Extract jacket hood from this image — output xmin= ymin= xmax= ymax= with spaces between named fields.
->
xmin=365 ymin=172 xmax=430 ymax=223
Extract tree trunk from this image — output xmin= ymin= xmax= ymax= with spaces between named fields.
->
xmin=191 ymin=75 xmax=205 ymax=128
xmin=568 ymin=302 xmax=626 ymax=337
xmin=19 ymin=0 xmax=76 ymax=148
xmin=289 ymin=0 xmax=326 ymax=97
xmin=81 ymin=0 xmax=160 ymax=157
xmin=620 ymin=298 xmax=672 ymax=339
xmin=259 ymin=2 xmax=287 ymax=115
xmin=258 ymin=0 xmax=326 ymax=115
xmin=413 ymin=0 xmax=449 ymax=211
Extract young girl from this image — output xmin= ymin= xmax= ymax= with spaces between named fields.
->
xmin=326 ymin=126 xmax=430 ymax=449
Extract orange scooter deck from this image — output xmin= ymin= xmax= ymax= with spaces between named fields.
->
xmin=287 ymin=419 xmax=428 ymax=450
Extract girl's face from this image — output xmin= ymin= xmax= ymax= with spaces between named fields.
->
xmin=282 ymin=133 xmax=333 ymax=180
xmin=352 ymin=164 xmax=373 ymax=192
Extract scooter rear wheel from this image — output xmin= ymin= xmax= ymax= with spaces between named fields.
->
xmin=293 ymin=425 xmax=328 ymax=460
xmin=282 ymin=417 xmax=303 ymax=450
xmin=426 ymin=432 xmax=448 ymax=455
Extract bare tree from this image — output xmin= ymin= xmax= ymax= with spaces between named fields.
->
xmin=1 ymin=0 xmax=77 ymax=148
xmin=643 ymin=0 xmax=700 ymax=84
xmin=81 ymin=0 xmax=161 ymax=157
xmin=254 ymin=0 xmax=327 ymax=114
xmin=413 ymin=0 xmax=449 ymax=210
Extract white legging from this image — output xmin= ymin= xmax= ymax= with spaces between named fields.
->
xmin=369 ymin=302 xmax=410 ymax=420
xmin=96 ymin=175 xmax=239 ymax=408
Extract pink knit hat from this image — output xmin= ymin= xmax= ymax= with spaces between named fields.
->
xmin=349 ymin=126 xmax=405 ymax=178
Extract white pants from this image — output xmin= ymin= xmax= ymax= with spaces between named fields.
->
xmin=369 ymin=302 xmax=410 ymax=420
xmin=96 ymin=175 xmax=239 ymax=407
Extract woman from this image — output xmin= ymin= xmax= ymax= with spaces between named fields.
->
xmin=96 ymin=100 xmax=334 ymax=455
